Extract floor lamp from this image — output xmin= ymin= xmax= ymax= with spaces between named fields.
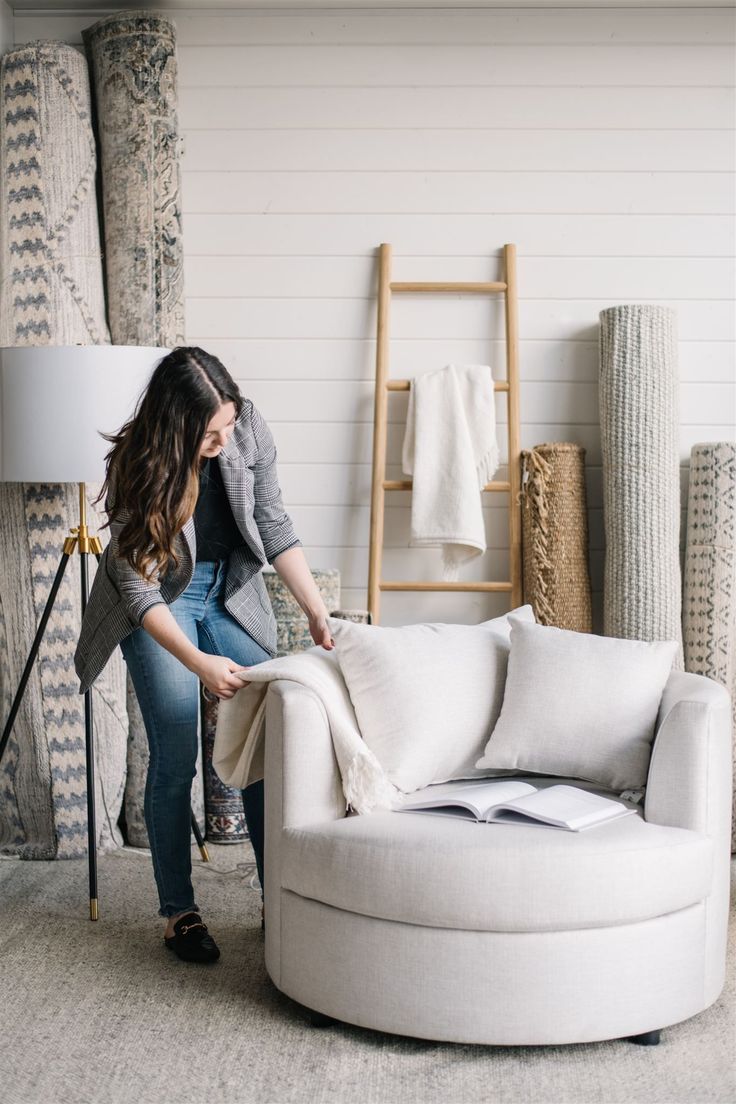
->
xmin=0 ymin=345 xmax=209 ymax=920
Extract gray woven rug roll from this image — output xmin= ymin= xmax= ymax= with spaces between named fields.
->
xmin=0 ymin=44 xmax=125 ymax=860
xmin=683 ymin=442 xmax=736 ymax=850
xmin=599 ymin=305 xmax=683 ymax=664
xmin=83 ymin=11 xmax=185 ymax=347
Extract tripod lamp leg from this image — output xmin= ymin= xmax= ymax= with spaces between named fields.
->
xmin=0 ymin=552 xmax=71 ymax=764
xmin=191 ymin=810 xmax=210 ymax=862
xmin=80 ymin=551 xmax=99 ymax=920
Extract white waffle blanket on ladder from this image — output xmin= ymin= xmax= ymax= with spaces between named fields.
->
xmin=401 ymin=364 xmax=500 ymax=580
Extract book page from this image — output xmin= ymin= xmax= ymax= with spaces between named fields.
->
xmin=400 ymin=779 xmax=537 ymax=818
xmin=493 ymin=785 xmax=630 ymax=829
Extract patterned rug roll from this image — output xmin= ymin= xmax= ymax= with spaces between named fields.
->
xmin=599 ymin=305 xmax=683 ymax=664
xmin=521 ymin=443 xmax=592 ymax=633
xmin=266 ymin=568 xmax=341 ymax=656
xmin=83 ymin=12 xmax=185 ymax=347
xmin=682 ymin=443 xmax=736 ymax=849
xmin=0 ymin=44 xmax=125 ymax=860
xmin=202 ymin=692 xmax=247 ymax=843
xmin=83 ymin=11 xmax=189 ymax=845
xmin=0 ymin=41 xmax=109 ymax=347
xmin=330 ymin=610 xmax=372 ymax=626
xmin=202 ymin=569 xmax=343 ymax=842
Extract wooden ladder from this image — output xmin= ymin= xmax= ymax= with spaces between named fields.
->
xmin=367 ymin=242 xmax=522 ymax=624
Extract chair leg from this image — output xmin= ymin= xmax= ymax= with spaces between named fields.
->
xmin=627 ymin=1030 xmax=661 ymax=1046
xmin=307 ymin=1010 xmax=337 ymax=1028
xmin=291 ymin=999 xmax=337 ymax=1028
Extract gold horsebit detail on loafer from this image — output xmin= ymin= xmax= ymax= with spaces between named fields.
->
xmin=179 ymin=921 xmax=207 ymax=936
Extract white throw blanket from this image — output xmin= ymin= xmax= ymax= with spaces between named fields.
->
xmin=401 ymin=364 xmax=500 ymax=580
xmin=213 ymin=647 xmax=399 ymax=814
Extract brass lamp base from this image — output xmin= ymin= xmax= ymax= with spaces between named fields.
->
xmin=63 ymin=483 xmax=103 ymax=556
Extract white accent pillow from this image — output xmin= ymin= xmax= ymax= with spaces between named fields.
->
xmin=328 ymin=605 xmax=535 ymax=793
xmin=475 ymin=618 xmax=678 ymax=791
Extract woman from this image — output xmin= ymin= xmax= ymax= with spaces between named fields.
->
xmin=74 ymin=346 xmax=332 ymax=963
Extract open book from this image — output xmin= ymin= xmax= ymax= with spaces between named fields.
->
xmin=398 ymin=779 xmax=637 ymax=832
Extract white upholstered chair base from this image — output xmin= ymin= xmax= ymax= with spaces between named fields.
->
xmin=264 ymin=671 xmax=732 ymax=1046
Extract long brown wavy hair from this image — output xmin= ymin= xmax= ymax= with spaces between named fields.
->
xmin=97 ymin=346 xmax=244 ymax=582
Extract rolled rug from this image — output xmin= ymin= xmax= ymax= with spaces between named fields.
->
xmin=682 ymin=442 xmax=736 ymax=850
xmin=0 ymin=41 xmax=109 ymax=347
xmin=265 ymin=568 xmax=341 ymax=657
xmin=330 ymin=609 xmax=372 ymax=625
xmin=83 ymin=10 xmax=191 ymax=846
xmin=521 ymin=443 xmax=592 ymax=633
xmin=0 ymin=44 xmax=124 ymax=859
xmin=599 ymin=305 xmax=683 ymax=665
xmin=83 ymin=11 xmax=185 ymax=347
xmin=202 ymin=691 xmax=247 ymax=843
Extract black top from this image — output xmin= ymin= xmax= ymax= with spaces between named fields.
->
xmin=193 ymin=458 xmax=245 ymax=563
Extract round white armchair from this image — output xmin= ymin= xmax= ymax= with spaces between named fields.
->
xmin=263 ymin=670 xmax=731 ymax=1046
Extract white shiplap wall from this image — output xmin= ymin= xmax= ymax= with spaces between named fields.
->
xmin=12 ymin=7 xmax=736 ymax=625
xmin=0 ymin=2 xmax=11 ymax=50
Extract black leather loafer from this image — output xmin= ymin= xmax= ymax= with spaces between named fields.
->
xmin=164 ymin=912 xmax=221 ymax=963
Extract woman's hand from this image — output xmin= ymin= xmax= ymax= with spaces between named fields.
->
xmin=308 ymin=609 xmax=334 ymax=650
xmin=195 ymin=653 xmax=249 ymax=700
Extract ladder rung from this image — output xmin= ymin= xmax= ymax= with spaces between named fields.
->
xmin=390 ymin=281 xmax=507 ymax=294
xmin=387 ymin=379 xmax=509 ymax=393
xmin=383 ymin=479 xmax=511 ymax=493
xmin=380 ymin=581 xmax=514 ymax=593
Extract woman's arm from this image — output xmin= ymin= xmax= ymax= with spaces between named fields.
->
xmin=141 ymin=604 xmax=246 ymax=700
xmin=272 ymin=545 xmax=333 ymax=650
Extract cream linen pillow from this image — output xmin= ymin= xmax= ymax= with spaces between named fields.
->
xmin=475 ymin=618 xmax=678 ymax=791
xmin=328 ymin=605 xmax=535 ymax=793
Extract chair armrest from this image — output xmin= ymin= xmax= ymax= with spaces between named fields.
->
xmin=645 ymin=669 xmax=732 ymax=839
xmin=264 ymin=679 xmax=345 ymax=987
xmin=264 ymin=679 xmax=345 ymax=830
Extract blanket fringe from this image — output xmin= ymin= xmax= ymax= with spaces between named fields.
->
xmin=477 ymin=442 xmax=500 ymax=490
xmin=344 ymin=748 xmax=398 ymax=814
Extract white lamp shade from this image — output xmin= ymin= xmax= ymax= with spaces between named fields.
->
xmin=0 ymin=345 xmax=168 ymax=483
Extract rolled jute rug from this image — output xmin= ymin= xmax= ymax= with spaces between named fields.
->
xmin=201 ymin=569 xmax=343 ymax=843
xmin=83 ymin=11 xmax=185 ymax=347
xmin=0 ymin=44 xmax=126 ymax=860
xmin=682 ymin=442 xmax=736 ymax=850
xmin=520 ymin=443 xmax=592 ymax=633
xmin=599 ymin=305 xmax=683 ymax=664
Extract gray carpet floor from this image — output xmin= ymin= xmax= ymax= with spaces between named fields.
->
xmin=0 ymin=844 xmax=733 ymax=1104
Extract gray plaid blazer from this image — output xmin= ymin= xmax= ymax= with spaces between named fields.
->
xmin=74 ymin=400 xmax=301 ymax=693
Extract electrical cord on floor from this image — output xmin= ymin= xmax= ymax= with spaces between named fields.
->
xmin=118 ymin=843 xmax=261 ymax=889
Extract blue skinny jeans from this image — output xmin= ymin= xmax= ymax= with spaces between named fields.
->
xmin=120 ymin=559 xmax=270 ymax=918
